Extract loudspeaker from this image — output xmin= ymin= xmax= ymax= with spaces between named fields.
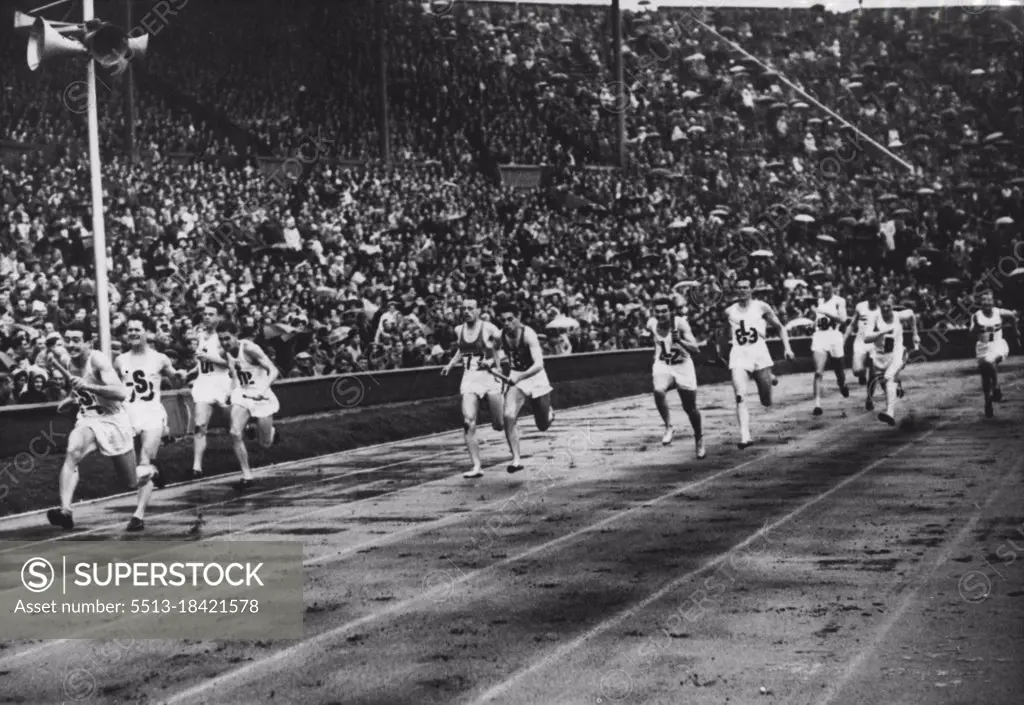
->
xmin=27 ymin=18 xmax=87 ymax=71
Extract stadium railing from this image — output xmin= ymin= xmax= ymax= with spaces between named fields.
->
xmin=0 ymin=329 xmax=1002 ymax=456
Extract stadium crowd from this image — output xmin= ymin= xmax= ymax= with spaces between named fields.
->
xmin=1 ymin=0 xmax=1021 ymax=406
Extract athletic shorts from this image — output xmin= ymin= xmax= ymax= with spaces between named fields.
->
xmin=77 ymin=412 xmax=134 ymax=457
xmin=127 ymin=403 xmax=168 ymax=437
xmin=729 ymin=342 xmax=774 ymax=374
xmin=852 ymin=339 xmax=872 ymax=371
xmin=976 ymin=339 xmax=1009 ymax=365
xmin=652 ymin=359 xmax=697 ymax=392
xmin=461 ymin=369 xmax=502 ymax=398
xmin=811 ymin=331 xmax=844 ymax=359
xmin=871 ymin=348 xmax=907 ymax=381
xmin=511 ymin=369 xmax=554 ymax=399
xmin=230 ymin=388 xmax=280 ymax=419
xmin=191 ymin=375 xmax=233 ymax=406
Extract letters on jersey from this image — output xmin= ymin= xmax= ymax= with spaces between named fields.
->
xmin=197 ymin=331 xmax=228 ymax=377
xmin=116 ymin=350 xmax=164 ymax=406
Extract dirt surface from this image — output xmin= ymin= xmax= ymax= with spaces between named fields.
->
xmin=0 ymin=358 xmax=1021 ymax=705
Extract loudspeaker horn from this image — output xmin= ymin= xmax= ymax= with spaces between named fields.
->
xmin=27 ymin=17 xmax=87 ymax=71
xmin=83 ymin=20 xmax=149 ymax=70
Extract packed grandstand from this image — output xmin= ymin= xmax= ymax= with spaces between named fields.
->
xmin=1 ymin=0 xmax=1021 ymax=405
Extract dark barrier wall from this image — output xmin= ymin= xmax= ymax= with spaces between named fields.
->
xmin=0 ymin=329 xmax=1014 ymax=456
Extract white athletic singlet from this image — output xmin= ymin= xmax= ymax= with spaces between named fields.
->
xmin=871 ymin=313 xmax=905 ymax=357
xmin=853 ymin=301 xmax=880 ymax=342
xmin=71 ymin=351 xmax=124 ymax=418
xmin=727 ymin=302 xmax=769 ymax=348
xmin=974 ymin=309 xmax=1006 ymax=344
xmin=232 ymin=341 xmax=271 ymax=392
xmin=115 ymin=348 xmax=167 ymax=411
xmin=815 ymin=295 xmax=847 ymax=334
xmin=196 ymin=330 xmax=231 ymax=381
xmin=648 ymin=316 xmax=694 ymax=366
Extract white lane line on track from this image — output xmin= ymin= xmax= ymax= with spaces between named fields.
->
xmin=0 ymin=401 xmax=864 ymax=670
xmin=0 ymin=395 xmax=647 ymax=551
xmin=157 ymin=403 xmax=896 ymax=705
xmin=465 ymin=412 xmax=965 ymax=705
xmin=814 ymin=452 xmax=1024 ymax=705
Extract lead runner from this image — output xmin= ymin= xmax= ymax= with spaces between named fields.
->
xmin=441 ymin=299 xmax=505 ymax=479
xmin=45 ymin=325 xmax=155 ymax=531
xmin=715 ymin=280 xmax=794 ymax=448
xmin=647 ymin=296 xmax=705 ymax=459
xmin=494 ymin=302 xmax=555 ymax=474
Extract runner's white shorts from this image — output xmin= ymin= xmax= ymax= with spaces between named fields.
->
xmin=653 ymin=359 xmax=697 ymax=392
xmin=729 ymin=342 xmax=774 ymax=374
xmin=230 ymin=388 xmax=280 ymax=419
xmin=127 ymin=403 xmax=168 ymax=437
xmin=811 ymin=331 xmax=845 ymax=359
xmin=191 ymin=375 xmax=233 ymax=406
xmin=976 ymin=339 xmax=1009 ymax=365
xmin=77 ymin=412 xmax=135 ymax=457
xmin=461 ymin=369 xmax=502 ymax=398
xmin=511 ymin=369 xmax=554 ymax=399
xmin=852 ymin=339 xmax=872 ymax=372
xmin=871 ymin=347 xmax=907 ymax=381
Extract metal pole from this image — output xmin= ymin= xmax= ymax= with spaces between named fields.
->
xmin=611 ymin=0 xmax=626 ymax=168
xmin=125 ymin=0 xmax=137 ymax=162
xmin=377 ymin=0 xmax=389 ymax=163
xmin=83 ymin=0 xmax=112 ymax=357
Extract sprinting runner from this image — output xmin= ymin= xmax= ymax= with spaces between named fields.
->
xmin=865 ymin=295 xmax=920 ymax=426
xmin=190 ymin=303 xmax=233 ymax=480
xmin=647 ymin=296 xmax=705 ymax=459
xmin=217 ymin=320 xmax=281 ymax=492
xmin=810 ymin=280 xmax=850 ymax=415
xmin=969 ymin=290 xmax=1019 ymax=418
xmin=44 ymin=325 xmax=155 ymax=532
xmin=114 ymin=315 xmax=185 ymax=489
xmin=718 ymin=280 xmax=794 ymax=448
xmin=845 ymin=287 xmax=881 ymax=388
xmin=441 ymin=299 xmax=504 ymax=479
xmin=843 ymin=286 xmax=884 ymax=401
xmin=494 ymin=302 xmax=555 ymax=474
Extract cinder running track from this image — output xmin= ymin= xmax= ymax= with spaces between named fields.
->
xmin=0 ymin=359 xmax=1021 ymax=705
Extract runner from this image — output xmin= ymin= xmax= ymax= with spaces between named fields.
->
xmin=494 ymin=302 xmax=555 ymax=474
xmin=810 ymin=280 xmax=850 ymax=415
xmin=865 ymin=295 xmax=920 ymax=426
xmin=647 ymin=296 xmax=705 ymax=459
xmin=114 ymin=315 xmax=186 ymax=490
xmin=190 ymin=303 xmax=233 ymax=480
xmin=441 ymin=299 xmax=504 ymax=479
xmin=845 ymin=287 xmax=881 ymax=388
xmin=44 ymin=325 xmax=155 ymax=532
xmin=216 ymin=320 xmax=281 ymax=492
xmin=969 ymin=290 xmax=1020 ymax=418
xmin=716 ymin=280 xmax=794 ymax=448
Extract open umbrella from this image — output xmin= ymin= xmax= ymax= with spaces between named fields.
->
xmin=673 ymin=280 xmax=700 ymax=290
xmin=1009 ymin=267 xmax=1024 ymax=279
xmin=817 ymin=234 xmax=838 ymax=244
xmin=750 ymin=249 xmax=773 ymax=258
xmin=546 ymin=314 xmax=579 ymax=331
xmin=996 ymin=216 xmax=1014 ymax=226
xmin=794 ymin=214 xmax=815 ymax=223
